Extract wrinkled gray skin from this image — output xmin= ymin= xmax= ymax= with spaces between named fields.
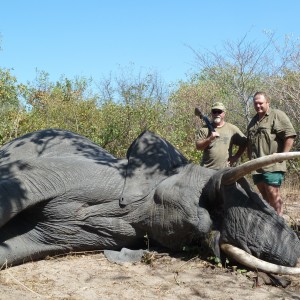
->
xmin=0 ymin=129 xmax=299 ymax=268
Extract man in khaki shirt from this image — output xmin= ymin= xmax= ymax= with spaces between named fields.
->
xmin=247 ymin=91 xmax=296 ymax=216
xmin=196 ymin=102 xmax=247 ymax=170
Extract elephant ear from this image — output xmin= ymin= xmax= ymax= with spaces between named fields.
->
xmin=120 ymin=130 xmax=189 ymax=206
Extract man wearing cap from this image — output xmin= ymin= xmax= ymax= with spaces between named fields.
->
xmin=196 ymin=102 xmax=247 ymax=170
xmin=247 ymin=91 xmax=296 ymax=216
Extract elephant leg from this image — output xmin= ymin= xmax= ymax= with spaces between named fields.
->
xmin=0 ymin=210 xmax=143 ymax=268
xmin=0 ymin=230 xmax=68 ymax=268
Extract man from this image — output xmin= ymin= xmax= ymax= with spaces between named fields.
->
xmin=247 ymin=91 xmax=296 ymax=216
xmin=196 ymin=102 xmax=247 ymax=170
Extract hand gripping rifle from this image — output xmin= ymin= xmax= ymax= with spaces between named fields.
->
xmin=194 ymin=107 xmax=215 ymax=133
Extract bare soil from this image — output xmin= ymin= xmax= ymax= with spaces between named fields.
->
xmin=0 ymin=187 xmax=299 ymax=300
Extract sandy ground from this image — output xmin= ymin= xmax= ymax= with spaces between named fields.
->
xmin=0 ymin=188 xmax=299 ymax=300
xmin=0 ymin=252 xmax=299 ymax=300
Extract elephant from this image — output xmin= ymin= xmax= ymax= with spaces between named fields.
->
xmin=0 ymin=128 xmax=299 ymax=275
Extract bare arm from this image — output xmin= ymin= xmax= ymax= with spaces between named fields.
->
xmin=228 ymin=143 xmax=247 ymax=166
xmin=196 ymin=132 xmax=219 ymax=150
xmin=282 ymin=136 xmax=295 ymax=152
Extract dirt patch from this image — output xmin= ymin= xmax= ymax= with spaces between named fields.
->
xmin=0 ymin=188 xmax=299 ymax=300
xmin=0 ymin=252 xmax=299 ymax=300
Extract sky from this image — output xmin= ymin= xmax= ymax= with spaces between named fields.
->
xmin=1 ymin=0 xmax=300 ymax=88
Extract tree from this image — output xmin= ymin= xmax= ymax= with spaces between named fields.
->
xmin=19 ymin=70 xmax=101 ymax=140
xmin=263 ymin=35 xmax=300 ymax=152
xmin=175 ymin=32 xmax=300 ymax=175
xmin=96 ymin=64 xmax=170 ymax=157
xmin=187 ymin=33 xmax=279 ymax=130
xmin=0 ymin=68 xmax=27 ymax=144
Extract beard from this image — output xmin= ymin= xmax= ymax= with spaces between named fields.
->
xmin=213 ymin=116 xmax=221 ymax=124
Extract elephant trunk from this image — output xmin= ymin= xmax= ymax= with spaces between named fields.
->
xmin=220 ymin=243 xmax=300 ymax=275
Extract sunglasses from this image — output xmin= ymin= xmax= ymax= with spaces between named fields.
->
xmin=212 ymin=109 xmax=223 ymax=114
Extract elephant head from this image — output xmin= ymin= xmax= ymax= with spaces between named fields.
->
xmin=120 ymin=131 xmax=300 ymax=275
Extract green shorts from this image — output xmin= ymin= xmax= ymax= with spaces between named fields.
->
xmin=252 ymin=172 xmax=285 ymax=187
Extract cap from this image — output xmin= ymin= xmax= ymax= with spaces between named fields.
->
xmin=211 ymin=102 xmax=226 ymax=111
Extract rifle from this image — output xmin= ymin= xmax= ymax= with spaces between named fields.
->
xmin=194 ymin=107 xmax=215 ymax=133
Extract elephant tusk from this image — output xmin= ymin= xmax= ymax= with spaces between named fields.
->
xmin=221 ymin=152 xmax=300 ymax=185
xmin=220 ymin=243 xmax=300 ymax=275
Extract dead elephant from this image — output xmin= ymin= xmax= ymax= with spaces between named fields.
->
xmin=0 ymin=129 xmax=299 ymax=275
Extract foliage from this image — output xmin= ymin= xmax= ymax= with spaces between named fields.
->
xmin=0 ymin=68 xmax=23 ymax=108
xmin=0 ymin=33 xmax=300 ymax=179
xmin=15 ymin=71 xmax=100 ymax=143
xmin=186 ymin=34 xmax=274 ymax=130
xmin=0 ymin=68 xmax=28 ymax=144
xmin=172 ymin=33 xmax=300 ymax=173
xmin=94 ymin=65 xmax=170 ymax=157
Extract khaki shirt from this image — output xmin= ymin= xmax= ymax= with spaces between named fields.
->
xmin=247 ymin=108 xmax=296 ymax=173
xmin=197 ymin=122 xmax=247 ymax=170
